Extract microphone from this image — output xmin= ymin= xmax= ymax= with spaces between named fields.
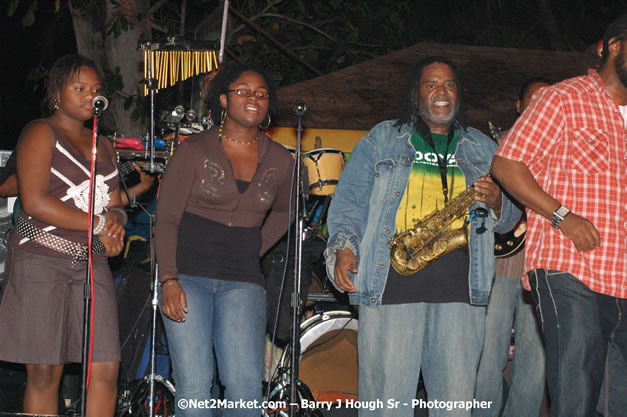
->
xmin=92 ymin=96 xmax=109 ymax=112
xmin=293 ymin=99 xmax=308 ymax=116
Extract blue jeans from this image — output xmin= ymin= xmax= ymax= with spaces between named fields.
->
xmin=358 ymin=302 xmax=486 ymax=417
xmin=474 ymin=276 xmax=545 ymax=417
xmin=159 ymin=275 xmax=266 ymax=417
xmin=597 ymin=339 xmax=627 ymax=417
xmin=529 ymin=269 xmax=626 ymax=417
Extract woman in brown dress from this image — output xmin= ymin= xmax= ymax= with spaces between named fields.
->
xmin=0 ymin=55 xmax=126 ymax=416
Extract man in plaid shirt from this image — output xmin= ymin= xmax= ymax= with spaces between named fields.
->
xmin=491 ymin=15 xmax=627 ymax=417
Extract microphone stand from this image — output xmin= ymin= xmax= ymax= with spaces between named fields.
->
xmin=80 ymin=106 xmax=104 ymax=417
xmin=289 ymin=102 xmax=307 ymax=417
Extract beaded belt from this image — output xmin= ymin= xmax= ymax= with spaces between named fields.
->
xmin=15 ymin=217 xmax=106 ymax=264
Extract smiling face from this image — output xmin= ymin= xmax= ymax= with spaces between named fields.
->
xmin=416 ymin=62 xmax=459 ymax=134
xmin=55 ymin=66 xmax=102 ymax=121
xmin=219 ymin=71 xmax=270 ymax=130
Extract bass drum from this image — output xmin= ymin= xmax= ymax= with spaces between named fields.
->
xmin=280 ymin=310 xmax=358 ymax=403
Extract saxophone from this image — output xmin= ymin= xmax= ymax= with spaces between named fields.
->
xmin=389 ymin=186 xmax=478 ymax=276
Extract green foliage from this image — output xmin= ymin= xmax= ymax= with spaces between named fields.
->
xmin=5 ymin=0 xmax=623 ymax=135
xmin=6 ymin=0 xmax=20 ymax=16
xmin=103 ymin=66 xmax=124 ymax=95
xmin=21 ymin=0 xmax=35 ymax=26
xmin=106 ymin=12 xmax=130 ymax=37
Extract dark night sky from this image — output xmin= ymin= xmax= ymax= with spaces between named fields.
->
xmin=0 ymin=10 xmax=76 ymax=151
xmin=0 ymin=4 xmax=622 ymax=152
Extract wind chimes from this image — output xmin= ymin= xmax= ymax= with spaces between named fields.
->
xmin=141 ymin=40 xmax=219 ymax=95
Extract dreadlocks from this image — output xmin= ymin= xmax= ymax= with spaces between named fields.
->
xmin=396 ymin=55 xmax=464 ymax=131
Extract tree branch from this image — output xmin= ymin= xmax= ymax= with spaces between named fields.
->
xmin=259 ymin=13 xmax=337 ymax=44
xmin=145 ymin=0 xmax=169 ymax=18
xmin=228 ymin=5 xmax=322 ymax=75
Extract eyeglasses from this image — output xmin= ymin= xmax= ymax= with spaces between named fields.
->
xmin=226 ymin=89 xmax=270 ymax=100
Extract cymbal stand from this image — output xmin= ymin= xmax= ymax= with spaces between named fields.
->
xmin=141 ymin=42 xmax=160 ymax=176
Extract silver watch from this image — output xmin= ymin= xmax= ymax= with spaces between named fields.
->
xmin=551 ymin=205 xmax=570 ymax=228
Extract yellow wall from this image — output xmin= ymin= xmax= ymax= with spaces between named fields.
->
xmin=265 ymin=127 xmax=367 ymax=153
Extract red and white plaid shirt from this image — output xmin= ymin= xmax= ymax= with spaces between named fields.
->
xmin=497 ymin=70 xmax=626 ymax=298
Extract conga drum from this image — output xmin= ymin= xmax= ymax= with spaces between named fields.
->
xmin=302 ymin=149 xmax=346 ymax=196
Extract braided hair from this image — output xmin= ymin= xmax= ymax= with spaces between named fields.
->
xmin=46 ymin=54 xmax=98 ymax=113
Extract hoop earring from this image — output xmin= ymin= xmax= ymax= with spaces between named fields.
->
xmin=259 ymin=114 xmax=271 ymax=129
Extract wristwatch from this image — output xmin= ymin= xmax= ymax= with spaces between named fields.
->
xmin=551 ymin=205 xmax=571 ymax=228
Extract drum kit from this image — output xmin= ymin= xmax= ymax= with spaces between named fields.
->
xmin=262 ymin=146 xmax=361 ymax=417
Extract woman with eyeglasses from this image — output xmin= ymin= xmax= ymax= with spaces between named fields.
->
xmin=155 ymin=63 xmax=294 ymax=417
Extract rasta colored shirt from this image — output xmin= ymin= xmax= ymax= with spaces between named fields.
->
xmin=384 ymin=130 xmax=470 ymax=305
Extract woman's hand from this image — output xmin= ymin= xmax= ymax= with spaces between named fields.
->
xmin=100 ymin=211 xmax=125 ymax=239
xmin=161 ymin=279 xmax=188 ymax=322
xmin=98 ymin=232 xmax=125 ymax=257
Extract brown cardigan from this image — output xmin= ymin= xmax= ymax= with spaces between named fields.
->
xmin=155 ymin=127 xmax=294 ymax=279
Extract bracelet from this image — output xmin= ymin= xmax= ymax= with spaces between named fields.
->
xmin=160 ymin=277 xmax=179 ymax=287
xmin=106 ymin=206 xmax=128 ymax=225
xmin=93 ymin=213 xmax=106 ymax=235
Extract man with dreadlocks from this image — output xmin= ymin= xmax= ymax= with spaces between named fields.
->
xmin=492 ymin=14 xmax=627 ymax=417
xmin=324 ymin=56 xmax=520 ymax=417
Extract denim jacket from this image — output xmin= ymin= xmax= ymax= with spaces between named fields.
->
xmin=324 ymin=120 xmax=521 ymax=306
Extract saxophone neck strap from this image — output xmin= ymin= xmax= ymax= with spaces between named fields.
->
xmin=420 ymin=129 xmax=454 ymax=205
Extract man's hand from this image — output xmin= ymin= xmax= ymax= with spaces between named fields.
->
xmin=334 ymin=248 xmax=357 ymax=293
xmin=473 ymin=176 xmax=502 ymax=211
xmin=559 ymin=213 xmax=601 ymax=252
xmin=161 ymin=279 xmax=188 ymax=322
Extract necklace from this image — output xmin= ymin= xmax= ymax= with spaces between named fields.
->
xmin=220 ymin=133 xmax=258 ymax=144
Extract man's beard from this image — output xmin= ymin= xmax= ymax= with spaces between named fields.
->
xmin=418 ymin=99 xmax=459 ymax=127
xmin=615 ymin=52 xmax=627 ymax=87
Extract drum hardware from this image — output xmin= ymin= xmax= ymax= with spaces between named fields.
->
xmin=201 ymin=115 xmax=214 ymax=130
xmin=160 ymin=105 xmax=185 ymax=125
xmin=302 ymin=149 xmax=346 ymax=196
xmin=269 ymin=310 xmax=358 ymax=410
xmin=303 ymin=195 xmax=332 ymax=241
xmin=116 ymin=374 xmax=175 ymax=417
xmin=116 ymin=149 xmax=171 ymax=165
xmin=123 ymin=205 xmax=174 ymax=416
xmin=263 ymin=369 xmax=323 ymax=417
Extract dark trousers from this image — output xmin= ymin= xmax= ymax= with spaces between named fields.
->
xmin=528 ymin=269 xmax=626 ymax=417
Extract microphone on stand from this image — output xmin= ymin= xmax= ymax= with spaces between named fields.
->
xmin=293 ymin=99 xmax=308 ymax=116
xmin=92 ymin=96 xmax=109 ymax=115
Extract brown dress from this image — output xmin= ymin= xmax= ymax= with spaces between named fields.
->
xmin=0 ymin=120 xmax=121 ymax=364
